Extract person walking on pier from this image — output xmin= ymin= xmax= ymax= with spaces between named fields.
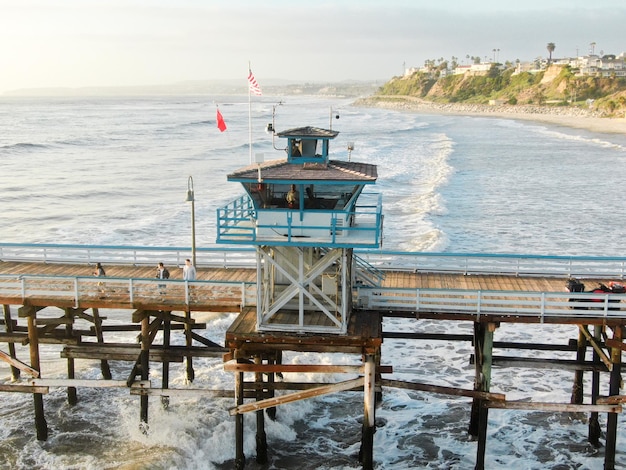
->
xmin=183 ymin=258 xmax=196 ymax=281
xmin=156 ymin=262 xmax=170 ymax=295
xmin=93 ymin=262 xmax=106 ymax=295
xmin=93 ymin=262 xmax=106 ymax=277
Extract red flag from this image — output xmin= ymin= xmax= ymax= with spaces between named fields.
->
xmin=247 ymin=69 xmax=262 ymax=96
xmin=216 ymin=108 xmax=227 ymax=132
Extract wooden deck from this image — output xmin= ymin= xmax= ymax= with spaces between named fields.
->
xmin=2 ymin=260 xmax=617 ymax=289
xmin=226 ymin=307 xmax=382 ymax=355
xmin=381 ymin=270 xmax=568 ymax=291
xmin=0 ymin=261 xmax=256 ymax=283
xmin=1 ymin=260 xmax=623 ymax=323
xmin=0 ymin=260 xmax=596 ymax=294
xmin=2 ymin=260 xmax=607 ymax=292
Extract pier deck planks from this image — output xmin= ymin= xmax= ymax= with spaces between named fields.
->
xmin=1 ymin=261 xmax=624 ymax=324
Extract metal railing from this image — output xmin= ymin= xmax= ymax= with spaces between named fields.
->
xmin=2 ymin=244 xmax=626 ymax=279
xmin=2 ymin=244 xmax=626 ymax=320
xmin=354 ymin=251 xmax=626 ymax=279
xmin=356 ymin=286 xmax=626 ymax=321
xmin=215 ymin=193 xmax=384 ymax=248
xmin=216 ymin=194 xmax=257 ymax=242
xmin=0 ymin=274 xmax=256 ymax=310
xmin=0 ymin=243 xmax=256 ymax=269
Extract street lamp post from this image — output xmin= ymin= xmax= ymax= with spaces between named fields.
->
xmin=184 ymin=176 xmax=196 ymax=383
xmin=185 ymin=176 xmax=196 ymax=267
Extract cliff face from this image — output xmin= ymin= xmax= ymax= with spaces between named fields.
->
xmin=378 ymin=65 xmax=626 ymax=116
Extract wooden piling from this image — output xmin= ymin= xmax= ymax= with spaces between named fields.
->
xmin=64 ymin=308 xmax=77 ymax=405
xmin=588 ymin=325 xmax=602 ymax=447
xmin=25 ymin=307 xmax=48 ymax=441
xmin=235 ymin=360 xmax=246 ymax=470
xmin=92 ymin=308 xmax=111 ymax=380
xmin=570 ymin=327 xmax=587 ymax=404
xmin=604 ymin=325 xmax=622 ymax=470
xmin=266 ymin=352 xmax=277 ymax=421
xmin=161 ymin=312 xmax=171 ymax=409
xmin=2 ymin=305 xmax=20 ymax=381
xmin=184 ymin=309 xmax=194 ymax=383
xmin=471 ymin=322 xmax=495 ymax=470
xmin=360 ymin=353 xmax=376 ymax=470
xmin=468 ymin=323 xmax=483 ymax=438
xmin=255 ymin=355 xmax=268 ymax=464
xmin=139 ymin=312 xmax=150 ymax=428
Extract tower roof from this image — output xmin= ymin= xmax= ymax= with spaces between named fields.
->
xmin=227 ymin=159 xmax=377 ymax=183
xmin=276 ymin=126 xmax=339 ymax=139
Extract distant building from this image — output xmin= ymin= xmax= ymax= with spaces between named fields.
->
xmin=453 ymin=65 xmax=472 ymax=75
xmin=408 ymin=51 xmax=626 ymax=79
xmin=452 ymin=63 xmax=492 ymax=76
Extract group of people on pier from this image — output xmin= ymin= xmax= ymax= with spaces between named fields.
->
xmin=91 ymin=259 xmax=197 ymax=281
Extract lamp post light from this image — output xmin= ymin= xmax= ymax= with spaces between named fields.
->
xmin=185 ymin=176 xmax=196 ymax=267
xmin=184 ymin=175 xmax=196 ymax=383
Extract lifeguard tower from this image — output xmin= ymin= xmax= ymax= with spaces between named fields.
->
xmin=216 ymin=123 xmax=383 ymax=334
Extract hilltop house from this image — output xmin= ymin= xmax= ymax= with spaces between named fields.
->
xmin=406 ymin=52 xmax=626 ymax=79
xmin=514 ymin=53 xmax=626 ymax=77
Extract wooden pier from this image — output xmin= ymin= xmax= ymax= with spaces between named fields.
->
xmin=0 ymin=253 xmax=625 ymax=469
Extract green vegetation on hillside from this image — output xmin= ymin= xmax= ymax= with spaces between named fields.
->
xmin=377 ymin=65 xmax=626 ymax=116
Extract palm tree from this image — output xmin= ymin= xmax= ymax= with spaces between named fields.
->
xmin=547 ymin=43 xmax=556 ymax=65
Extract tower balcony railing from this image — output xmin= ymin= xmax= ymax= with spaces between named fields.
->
xmin=215 ymin=194 xmax=257 ymax=242
xmin=216 ymin=193 xmax=383 ymax=248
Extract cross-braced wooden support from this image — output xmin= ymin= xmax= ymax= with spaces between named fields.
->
xmin=256 ymin=246 xmax=352 ymax=334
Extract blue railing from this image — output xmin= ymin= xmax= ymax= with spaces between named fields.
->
xmin=216 ymin=192 xmax=383 ymax=248
xmin=354 ymin=251 xmax=626 ymax=279
xmin=2 ymin=244 xmax=626 ymax=279
xmin=2 ymin=244 xmax=626 ymax=319
xmin=216 ymin=195 xmax=256 ymax=242
xmin=0 ymin=243 xmax=256 ymax=268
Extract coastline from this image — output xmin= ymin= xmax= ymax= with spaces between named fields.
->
xmin=354 ymin=96 xmax=626 ymax=135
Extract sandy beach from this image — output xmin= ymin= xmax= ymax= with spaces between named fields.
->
xmin=354 ymin=96 xmax=626 ymax=135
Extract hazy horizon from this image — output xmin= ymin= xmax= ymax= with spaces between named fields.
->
xmin=1 ymin=0 xmax=625 ymax=94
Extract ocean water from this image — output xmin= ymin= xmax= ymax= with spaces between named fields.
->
xmin=0 ymin=95 xmax=625 ymax=469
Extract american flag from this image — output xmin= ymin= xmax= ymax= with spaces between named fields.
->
xmin=247 ymin=69 xmax=262 ymax=96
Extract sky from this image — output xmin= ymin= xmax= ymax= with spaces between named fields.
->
xmin=1 ymin=0 xmax=625 ymax=93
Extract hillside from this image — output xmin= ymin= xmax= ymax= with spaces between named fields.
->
xmin=375 ymin=65 xmax=626 ymax=117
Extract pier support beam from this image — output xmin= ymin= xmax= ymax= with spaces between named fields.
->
xmin=184 ymin=309 xmax=195 ymax=383
xmin=23 ymin=306 xmax=48 ymax=441
xmin=92 ymin=308 xmax=111 ymax=380
xmin=604 ymin=325 xmax=622 ymax=470
xmin=64 ymin=308 xmax=77 ymax=405
xmin=266 ymin=352 xmax=278 ymax=421
xmin=589 ymin=325 xmax=602 ymax=447
xmin=469 ymin=322 xmax=495 ymax=470
xmin=235 ymin=360 xmax=246 ymax=470
xmin=359 ymin=353 xmax=376 ymax=470
xmin=571 ymin=327 xmax=587 ymax=404
xmin=139 ymin=312 xmax=150 ymax=430
xmin=3 ymin=305 xmax=20 ymax=381
xmin=255 ymin=355 xmax=268 ymax=464
xmin=161 ymin=313 xmax=171 ymax=409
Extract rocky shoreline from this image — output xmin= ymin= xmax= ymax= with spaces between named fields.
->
xmin=354 ymin=95 xmax=626 ymax=135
